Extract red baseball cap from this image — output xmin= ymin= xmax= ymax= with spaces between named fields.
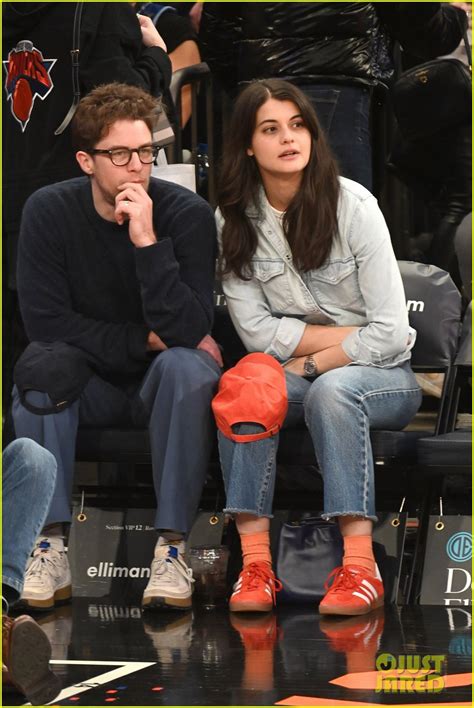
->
xmin=212 ymin=353 xmax=288 ymax=443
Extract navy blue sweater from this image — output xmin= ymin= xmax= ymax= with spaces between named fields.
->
xmin=17 ymin=177 xmax=216 ymax=378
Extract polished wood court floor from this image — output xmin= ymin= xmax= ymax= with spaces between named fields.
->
xmin=5 ymin=600 xmax=472 ymax=707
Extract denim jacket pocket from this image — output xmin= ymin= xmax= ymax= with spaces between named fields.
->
xmin=252 ymin=258 xmax=294 ymax=309
xmin=308 ymin=258 xmax=361 ymax=309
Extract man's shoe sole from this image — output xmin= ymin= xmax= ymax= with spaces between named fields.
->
xmin=8 ymin=616 xmax=62 ymax=705
xmin=142 ymin=596 xmax=192 ymax=611
xmin=18 ymin=584 xmax=73 ymax=612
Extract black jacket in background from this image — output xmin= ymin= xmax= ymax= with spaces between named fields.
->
xmin=3 ymin=2 xmax=172 ymax=253
xmin=200 ymin=2 xmax=467 ymax=94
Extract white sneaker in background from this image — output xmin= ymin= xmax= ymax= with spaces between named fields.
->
xmin=20 ymin=537 xmax=72 ymax=612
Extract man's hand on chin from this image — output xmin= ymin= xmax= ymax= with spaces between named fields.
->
xmin=115 ymin=182 xmax=157 ymax=247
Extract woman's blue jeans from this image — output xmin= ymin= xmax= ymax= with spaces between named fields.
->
xmin=218 ymin=364 xmax=422 ymax=522
xmin=2 ymin=438 xmax=57 ymax=600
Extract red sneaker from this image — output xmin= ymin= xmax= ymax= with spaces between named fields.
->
xmin=229 ymin=562 xmax=282 ymax=612
xmin=319 ymin=565 xmax=384 ymax=616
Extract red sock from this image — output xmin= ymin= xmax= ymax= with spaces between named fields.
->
xmin=240 ymin=531 xmax=272 ymax=567
xmin=342 ymin=535 xmax=375 ymax=574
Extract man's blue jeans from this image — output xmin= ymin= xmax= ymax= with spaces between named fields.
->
xmin=12 ymin=347 xmax=221 ymax=535
xmin=218 ymin=364 xmax=422 ymax=522
xmin=2 ymin=438 xmax=57 ymax=600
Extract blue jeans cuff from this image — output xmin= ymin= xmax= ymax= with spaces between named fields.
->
xmin=321 ymin=511 xmax=379 ymax=524
xmin=2 ymin=575 xmax=22 ymax=597
xmin=223 ymin=508 xmax=274 ymax=519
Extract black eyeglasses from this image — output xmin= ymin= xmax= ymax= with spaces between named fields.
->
xmin=88 ymin=143 xmax=161 ymax=166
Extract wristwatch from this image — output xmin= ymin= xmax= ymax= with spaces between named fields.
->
xmin=303 ymin=354 xmax=318 ymax=377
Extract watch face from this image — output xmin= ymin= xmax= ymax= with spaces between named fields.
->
xmin=304 ymin=358 xmax=316 ymax=376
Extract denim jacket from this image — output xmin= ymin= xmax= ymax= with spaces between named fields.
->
xmin=216 ymin=177 xmax=416 ymax=367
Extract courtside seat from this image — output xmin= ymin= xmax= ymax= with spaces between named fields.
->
xmin=417 ymin=301 xmax=471 ymax=473
xmin=417 ymin=430 xmax=471 ymax=469
xmin=367 ymin=262 xmax=462 ymax=466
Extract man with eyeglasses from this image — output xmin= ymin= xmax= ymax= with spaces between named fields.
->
xmin=12 ymin=83 xmax=222 ymax=612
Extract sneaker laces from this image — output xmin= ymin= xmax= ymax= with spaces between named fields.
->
xmin=148 ymin=547 xmax=195 ymax=589
xmin=324 ymin=566 xmax=360 ymax=594
xmin=25 ymin=542 xmax=66 ymax=588
xmin=237 ymin=563 xmax=282 ymax=602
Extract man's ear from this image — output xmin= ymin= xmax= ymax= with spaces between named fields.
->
xmin=76 ymin=150 xmax=94 ymax=175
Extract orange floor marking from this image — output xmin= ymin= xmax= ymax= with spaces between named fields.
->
xmin=276 ymin=698 xmax=375 ymax=706
xmin=442 ymin=673 xmax=473 ymax=688
xmin=275 ymin=697 xmax=472 ymax=707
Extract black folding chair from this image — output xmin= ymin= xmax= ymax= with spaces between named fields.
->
xmin=409 ymin=303 xmax=472 ymax=602
xmin=166 ymin=62 xmax=215 ymax=206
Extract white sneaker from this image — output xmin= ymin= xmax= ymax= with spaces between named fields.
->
xmin=20 ymin=537 xmax=72 ymax=612
xmin=142 ymin=544 xmax=194 ymax=611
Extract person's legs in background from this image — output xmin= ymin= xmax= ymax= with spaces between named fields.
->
xmin=138 ymin=347 xmax=221 ymax=610
xmin=303 ymin=83 xmax=373 ymax=191
xmin=2 ymin=438 xmax=61 ymax=705
xmin=427 ymin=124 xmax=471 ymax=287
xmin=2 ymin=439 xmax=57 ymax=607
xmin=11 ymin=375 xmax=132 ymax=611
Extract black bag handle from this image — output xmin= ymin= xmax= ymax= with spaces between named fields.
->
xmin=54 ymin=2 xmax=84 ymax=135
xmin=462 ymin=30 xmax=472 ymax=70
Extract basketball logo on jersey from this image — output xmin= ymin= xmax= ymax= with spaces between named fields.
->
xmin=3 ymin=40 xmax=56 ymax=131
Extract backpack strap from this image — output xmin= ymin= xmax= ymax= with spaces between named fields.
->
xmin=462 ymin=29 xmax=472 ymax=70
xmin=54 ymin=2 xmax=84 ymax=135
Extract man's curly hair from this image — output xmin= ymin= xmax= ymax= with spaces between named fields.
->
xmin=72 ymin=82 xmax=161 ymax=150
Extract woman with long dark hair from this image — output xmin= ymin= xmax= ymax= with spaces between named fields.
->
xmin=216 ymin=79 xmax=422 ymax=616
